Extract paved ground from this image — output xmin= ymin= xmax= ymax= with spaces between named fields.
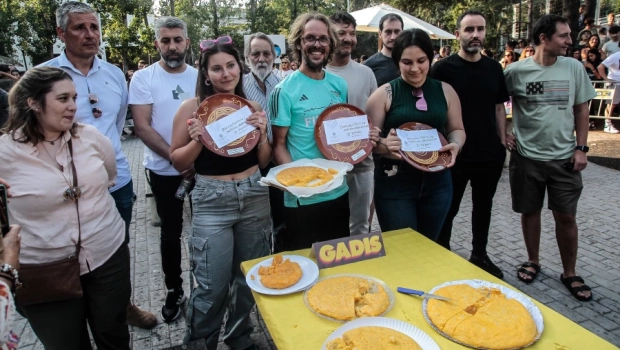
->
xmin=16 ymin=132 xmax=620 ymax=349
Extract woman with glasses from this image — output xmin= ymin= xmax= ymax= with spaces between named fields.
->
xmin=169 ymin=36 xmax=271 ymax=350
xmin=519 ymin=45 xmax=535 ymax=60
xmin=277 ymin=57 xmax=293 ymax=79
xmin=365 ymin=29 xmax=465 ymax=240
xmin=0 ymin=66 xmax=131 ymax=349
xmin=501 ymin=50 xmax=517 ymax=69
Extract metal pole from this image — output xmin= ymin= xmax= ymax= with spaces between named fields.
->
xmin=595 ymin=0 xmax=601 ymax=25
xmin=545 ymin=0 xmax=551 ymax=14
xmin=347 ymin=0 xmax=350 ymax=13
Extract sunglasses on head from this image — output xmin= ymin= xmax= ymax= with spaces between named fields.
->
xmin=200 ymin=36 xmax=233 ymax=51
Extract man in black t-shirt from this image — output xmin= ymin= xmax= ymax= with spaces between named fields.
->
xmin=432 ymin=10 xmax=509 ymax=279
xmin=363 ymin=13 xmax=402 ymax=86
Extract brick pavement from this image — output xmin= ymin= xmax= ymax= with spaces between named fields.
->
xmin=15 ymin=136 xmax=620 ymax=349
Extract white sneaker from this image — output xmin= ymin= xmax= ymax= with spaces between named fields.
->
xmin=604 ymin=123 xmax=620 ymax=134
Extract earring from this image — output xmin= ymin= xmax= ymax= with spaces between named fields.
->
xmin=205 ymin=79 xmax=211 ymax=86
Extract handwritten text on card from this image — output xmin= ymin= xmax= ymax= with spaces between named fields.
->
xmin=205 ymin=106 xmax=255 ymax=148
xmin=397 ymin=129 xmax=442 ymax=152
xmin=324 ymin=116 xmax=370 ymax=145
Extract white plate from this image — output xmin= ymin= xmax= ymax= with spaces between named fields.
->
xmin=245 ymin=255 xmax=319 ymax=295
xmin=422 ymin=279 xmax=544 ymax=349
xmin=303 ymin=274 xmax=396 ymax=323
xmin=322 ymin=317 xmax=441 ymax=350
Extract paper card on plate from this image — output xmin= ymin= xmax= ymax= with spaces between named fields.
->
xmin=205 ymin=106 xmax=255 ymax=148
xmin=323 ymin=115 xmax=370 ymax=145
xmin=397 ymin=129 xmax=442 ymax=152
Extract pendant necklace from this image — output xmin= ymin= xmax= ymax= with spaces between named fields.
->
xmin=40 ymin=140 xmax=82 ymax=202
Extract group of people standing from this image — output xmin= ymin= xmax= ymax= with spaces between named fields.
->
xmin=0 ymin=2 xmax=597 ymax=349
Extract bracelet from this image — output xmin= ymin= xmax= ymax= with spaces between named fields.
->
xmin=0 ymin=264 xmax=21 ymax=291
xmin=257 ymin=136 xmax=269 ymax=148
xmin=449 ymin=140 xmax=462 ymax=153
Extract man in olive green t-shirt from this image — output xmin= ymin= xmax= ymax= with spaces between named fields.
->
xmin=504 ymin=14 xmax=596 ymax=302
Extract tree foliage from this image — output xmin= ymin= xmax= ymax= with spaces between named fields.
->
xmin=13 ymin=0 xmax=61 ymax=66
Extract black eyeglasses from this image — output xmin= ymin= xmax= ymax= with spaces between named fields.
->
xmin=301 ymin=36 xmax=330 ymax=47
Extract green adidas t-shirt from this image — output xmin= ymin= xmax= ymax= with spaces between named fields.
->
xmin=504 ymin=57 xmax=596 ymax=161
xmin=269 ymin=70 xmax=348 ymax=207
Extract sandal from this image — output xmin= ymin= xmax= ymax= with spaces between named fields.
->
xmin=560 ymin=274 xmax=593 ymax=302
xmin=517 ymin=262 xmax=541 ymax=284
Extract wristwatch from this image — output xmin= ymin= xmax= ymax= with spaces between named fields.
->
xmin=575 ymin=145 xmax=589 ymax=153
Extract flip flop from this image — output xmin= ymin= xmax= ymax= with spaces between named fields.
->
xmin=517 ymin=261 xmax=540 ymax=284
xmin=560 ymin=274 xmax=593 ymax=302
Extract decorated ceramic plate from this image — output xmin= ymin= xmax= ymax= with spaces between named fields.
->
xmin=422 ymin=279 xmax=544 ymax=349
xmin=315 ymin=104 xmax=373 ymax=165
xmin=398 ymin=122 xmax=451 ymax=172
xmin=197 ymin=93 xmax=259 ymax=157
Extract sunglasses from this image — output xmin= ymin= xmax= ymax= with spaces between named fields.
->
xmin=200 ymin=36 xmax=233 ymax=51
xmin=412 ymin=88 xmax=427 ymax=112
xmin=89 ymin=93 xmax=103 ymax=119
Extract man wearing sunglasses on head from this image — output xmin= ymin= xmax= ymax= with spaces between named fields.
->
xmin=129 ymin=16 xmax=198 ymax=323
xmin=40 ymin=1 xmax=158 ymax=330
xmin=269 ymin=13 xmax=352 ymax=250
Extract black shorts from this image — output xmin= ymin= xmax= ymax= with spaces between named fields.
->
xmin=509 ymin=151 xmax=583 ymax=214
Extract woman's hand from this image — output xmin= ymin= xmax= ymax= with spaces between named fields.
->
xmin=187 ymin=112 xmax=204 ymax=142
xmin=246 ymin=111 xmax=268 ymax=136
xmin=439 ymin=142 xmax=460 ymax=168
xmin=382 ymin=129 xmax=402 ymax=158
xmin=0 ymin=178 xmax=11 ymax=198
xmin=0 ymin=225 xmax=21 ymax=269
xmin=369 ymin=126 xmax=381 ymax=147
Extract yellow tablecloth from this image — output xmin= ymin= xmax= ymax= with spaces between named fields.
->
xmin=241 ymin=229 xmax=616 ymax=349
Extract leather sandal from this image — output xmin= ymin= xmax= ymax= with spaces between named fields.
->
xmin=560 ymin=274 xmax=593 ymax=302
xmin=517 ymin=262 xmax=540 ymax=284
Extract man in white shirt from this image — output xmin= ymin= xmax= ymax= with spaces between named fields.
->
xmin=40 ymin=0 xmax=156 ymax=330
xmin=326 ymin=11 xmax=378 ymax=235
xmin=597 ymin=50 xmax=620 ymax=133
xmin=130 ymin=17 xmax=198 ymax=322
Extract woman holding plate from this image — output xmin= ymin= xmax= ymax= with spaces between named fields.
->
xmin=169 ymin=37 xmax=271 ymax=350
xmin=365 ymin=28 xmax=465 ymax=240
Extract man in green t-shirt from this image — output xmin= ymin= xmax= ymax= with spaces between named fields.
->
xmin=270 ymin=12 xmax=350 ymax=251
xmin=504 ymin=14 xmax=596 ymax=302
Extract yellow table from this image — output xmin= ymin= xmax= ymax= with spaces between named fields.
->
xmin=241 ymin=229 xmax=617 ymax=349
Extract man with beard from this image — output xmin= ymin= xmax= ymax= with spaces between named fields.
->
xmin=270 ymin=13 xmax=351 ymax=250
xmin=129 ymin=16 xmax=198 ymax=322
xmin=40 ymin=1 xmax=157 ymax=329
xmin=326 ymin=11 xmax=378 ymax=235
xmin=242 ymin=33 xmax=287 ymax=245
xmin=363 ymin=13 xmax=403 ymax=87
xmin=432 ymin=10 xmax=509 ymax=279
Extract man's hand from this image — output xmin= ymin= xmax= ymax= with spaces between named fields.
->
xmin=504 ymin=133 xmax=516 ymax=151
xmin=572 ymin=150 xmax=588 ymax=171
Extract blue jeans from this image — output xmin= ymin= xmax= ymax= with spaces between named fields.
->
xmin=374 ymin=159 xmax=453 ymax=241
xmin=110 ymin=180 xmax=134 ymax=244
xmin=185 ymin=170 xmax=271 ymax=349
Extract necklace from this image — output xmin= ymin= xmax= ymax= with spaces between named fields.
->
xmin=40 ymin=141 xmax=82 ymax=202
xmin=43 ymin=132 xmax=64 ymax=145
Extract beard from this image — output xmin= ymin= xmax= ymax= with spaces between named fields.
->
xmin=463 ymin=39 xmax=483 ymax=54
xmin=335 ymin=41 xmax=355 ymax=58
xmin=160 ymin=49 xmax=187 ymax=68
xmin=302 ymin=47 xmax=328 ymax=72
xmin=251 ymin=62 xmax=271 ymax=81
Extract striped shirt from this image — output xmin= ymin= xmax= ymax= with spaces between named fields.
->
xmin=243 ymin=72 xmax=280 ymax=141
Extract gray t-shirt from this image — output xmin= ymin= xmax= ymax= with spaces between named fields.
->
xmin=326 ymin=59 xmax=379 ymax=173
xmin=363 ymin=52 xmax=400 ymax=87
xmin=602 ymin=40 xmax=620 ymax=57
xmin=504 ymin=56 xmax=596 ymax=161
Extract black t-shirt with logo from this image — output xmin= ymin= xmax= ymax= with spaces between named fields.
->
xmin=431 ymin=54 xmax=509 ymax=162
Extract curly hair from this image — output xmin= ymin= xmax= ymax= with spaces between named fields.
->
xmin=288 ymin=12 xmax=339 ymax=64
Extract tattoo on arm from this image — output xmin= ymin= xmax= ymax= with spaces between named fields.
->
xmin=385 ymin=85 xmax=392 ymax=101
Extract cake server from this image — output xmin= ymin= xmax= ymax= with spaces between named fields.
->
xmin=397 ymin=287 xmax=450 ymax=301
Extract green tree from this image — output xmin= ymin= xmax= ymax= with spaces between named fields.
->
xmin=0 ymin=0 xmax=17 ymax=58
xmin=14 ymin=0 xmax=61 ymax=65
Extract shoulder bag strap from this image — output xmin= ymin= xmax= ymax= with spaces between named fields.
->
xmin=67 ymin=139 xmax=81 ymax=257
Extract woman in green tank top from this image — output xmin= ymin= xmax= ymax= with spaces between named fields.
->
xmin=365 ymin=29 xmax=466 ymax=240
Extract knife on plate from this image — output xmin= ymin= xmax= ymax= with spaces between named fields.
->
xmin=397 ymin=287 xmax=450 ymax=301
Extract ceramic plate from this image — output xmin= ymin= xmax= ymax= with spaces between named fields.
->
xmin=398 ymin=122 xmax=451 ymax=172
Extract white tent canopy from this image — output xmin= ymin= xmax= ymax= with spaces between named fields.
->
xmin=350 ymin=3 xmax=456 ymax=40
